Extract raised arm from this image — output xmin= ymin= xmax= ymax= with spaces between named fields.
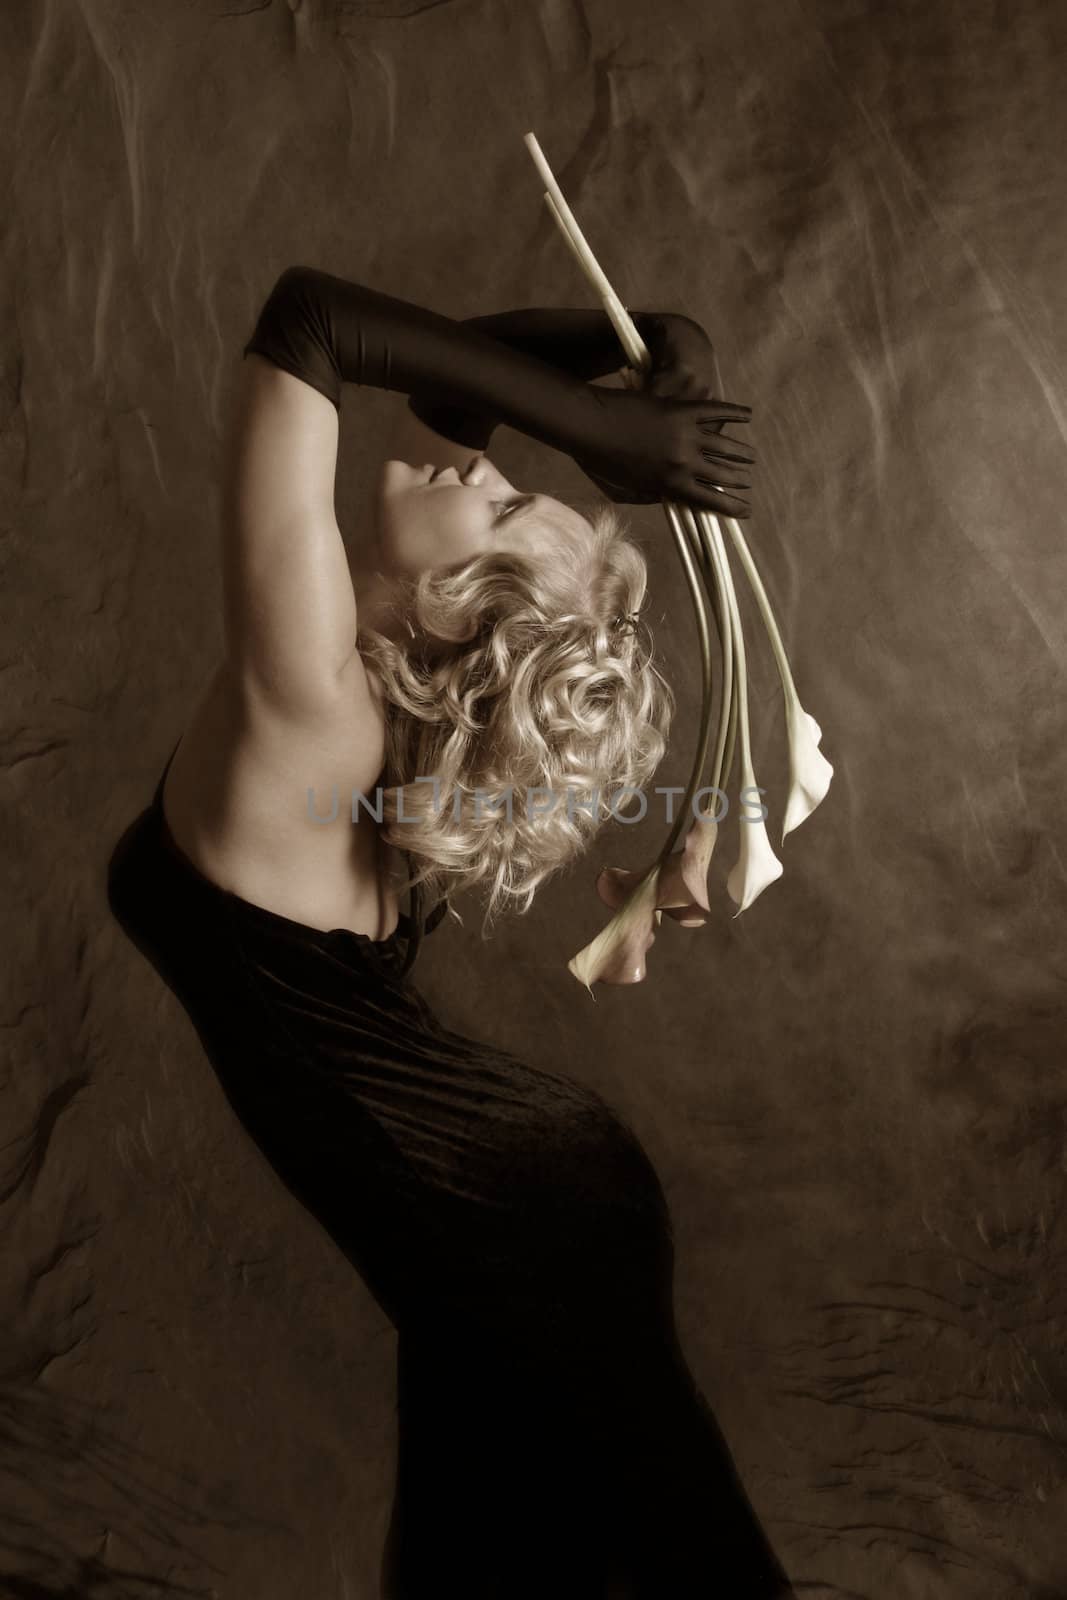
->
xmin=223 ymin=266 xmax=752 ymax=720
xmin=220 ymin=350 xmax=358 ymax=717
xmin=221 ymin=267 xmax=615 ymax=718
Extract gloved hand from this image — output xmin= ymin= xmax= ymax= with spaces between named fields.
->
xmin=243 ymin=267 xmax=752 ymax=516
xmin=571 ymin=312 xmax=754 ymax=509
xmin=407 ymin=305 xmax=754 ymax=514
xmin=563 ymin=383 xmax=753 ymax=513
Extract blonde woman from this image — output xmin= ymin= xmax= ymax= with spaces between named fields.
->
xmin=108 ymin=266 xmax=792 ymax=1596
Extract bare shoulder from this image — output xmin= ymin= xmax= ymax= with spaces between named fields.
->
xmin=161 ymin=649 xmax=401 ymax=938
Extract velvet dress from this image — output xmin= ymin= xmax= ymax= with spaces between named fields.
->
xmin=106 ymin=744 xmax=795 ymax=1598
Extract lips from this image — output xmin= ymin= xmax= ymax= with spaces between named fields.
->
xmin=427 ymin=457 xmax=483 ymax=485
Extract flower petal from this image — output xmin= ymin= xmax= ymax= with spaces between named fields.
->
xmin=596 ymin=865 xmax=639 ymax=910
xmin=569 ymin=867 xmax=664 ymax=992
xmin=726 ymin=813 xmax=784 ymax=914
xmin=597 ymin=856 xmax=710 ymax=927
xmin=678 ymin=811 xmax=718 ymax=911
xmin=782 ymin=706 xmax=834 ymax=841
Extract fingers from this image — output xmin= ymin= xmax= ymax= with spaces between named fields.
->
xmin=695 ymin=403 xmax=753 ymax=455
xmin=702 ymin=399 xmax=751 ymax=422
xmin=694 ymin=399 xmax=754 ymax=514
xmin=688 ymin=463 xmax=752 ymax=516
xmin=697 ymin=449 xmax=749 ymax=488
xmin=700 ymin=434 xmax=755 ymax=466
xmin=695 ymin=480 xmax=752 ymax=517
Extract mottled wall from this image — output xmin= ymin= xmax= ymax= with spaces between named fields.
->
xmin=3 ymin=0 xmax=1066 ymax=1595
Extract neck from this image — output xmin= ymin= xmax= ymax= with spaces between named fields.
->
xmin=350 ymin=541 xmax=409 ymax=646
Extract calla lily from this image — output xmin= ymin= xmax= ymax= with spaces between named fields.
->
xmin=675 ymin=808 xmax=718 ymax=918
xmin=703 ymin=510 xmax=784 ymax=913
xmin=782 ymin=703 xmax=834 ymax=842
xmin=567 ymin=864 xmax=664 ymax=995
xmin=668 ymin=804 xmax=719 ymax=922
xmin=723 ymin=516 xmax=833 ymax=841
xmin=726 ymin=807 xmax=785 ymax=913
xmin=597 ymin=807 xmax=719 ymax=929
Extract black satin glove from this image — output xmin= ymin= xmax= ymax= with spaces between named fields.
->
xmin=243 ymin=268 xmax=751 ymax=515
xmin=407 ymin=306 xmax=754 ymax=514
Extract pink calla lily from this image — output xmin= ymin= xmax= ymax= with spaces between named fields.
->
xmin=615 ymin=805 xmax=719 ymax=927
xmin=579 ymin=804 xmax=720 ymax=996
xmin=596 ymin=831 xmax=714 ymax=930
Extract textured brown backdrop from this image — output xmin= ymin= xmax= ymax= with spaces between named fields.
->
xmin=2 ymin=0 xmax=1065 ymax=1595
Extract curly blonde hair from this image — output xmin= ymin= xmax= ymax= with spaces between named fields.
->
xmin=357 ymin=496 xmax=675 ymax=938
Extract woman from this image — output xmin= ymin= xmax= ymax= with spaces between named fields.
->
xmin=107 ymin=265 xmax=792 ymax=1596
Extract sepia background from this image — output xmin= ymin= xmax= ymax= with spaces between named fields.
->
xmin=2 ymin=0 xmax=1065 ymax=1594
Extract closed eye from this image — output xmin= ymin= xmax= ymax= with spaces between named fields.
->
xmin=494 ymin=494 xmax=534 ymax=525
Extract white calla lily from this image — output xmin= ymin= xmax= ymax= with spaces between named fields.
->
xmin=782 ymin=703 xmax=834 ymax=842
xmin=726 ymin=804 xmax=785 ymax=913
xmin=707 ymin=511 xmax=783 ymax=911
xmin=724 ymin=516 xmax=833 ymax=840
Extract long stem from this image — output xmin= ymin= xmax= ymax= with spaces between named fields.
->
xmin=658 ymin=500 xmax=717 ymax=858
xmin=526 ymin=146 xmax=647 ymax=371
xmin=716 ymin=518 xmax=752 ymax=780
xmin=724 ymin=515 xmax=799 ymax=706
xmin=700 ymin=513 xmax=740 ymax=787
xmin=686 ymin=510 xmax=733 ymax=796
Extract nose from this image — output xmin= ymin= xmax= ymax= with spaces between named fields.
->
xmin=463 ymin=454 xmax=505 ymax=487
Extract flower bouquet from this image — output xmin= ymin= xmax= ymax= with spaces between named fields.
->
xmin=522 ymin=132 xmax=834 ymax=993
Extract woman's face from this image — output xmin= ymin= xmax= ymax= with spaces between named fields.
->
xmin=375 ymin=454 xmax=594 ymax=581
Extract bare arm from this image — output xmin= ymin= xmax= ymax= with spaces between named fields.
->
xmin=220 ymin=353 xmax=361 ymax=716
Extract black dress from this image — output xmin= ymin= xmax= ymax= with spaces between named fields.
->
xmin=106 ymin=746 xmax=795 ymax=1599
